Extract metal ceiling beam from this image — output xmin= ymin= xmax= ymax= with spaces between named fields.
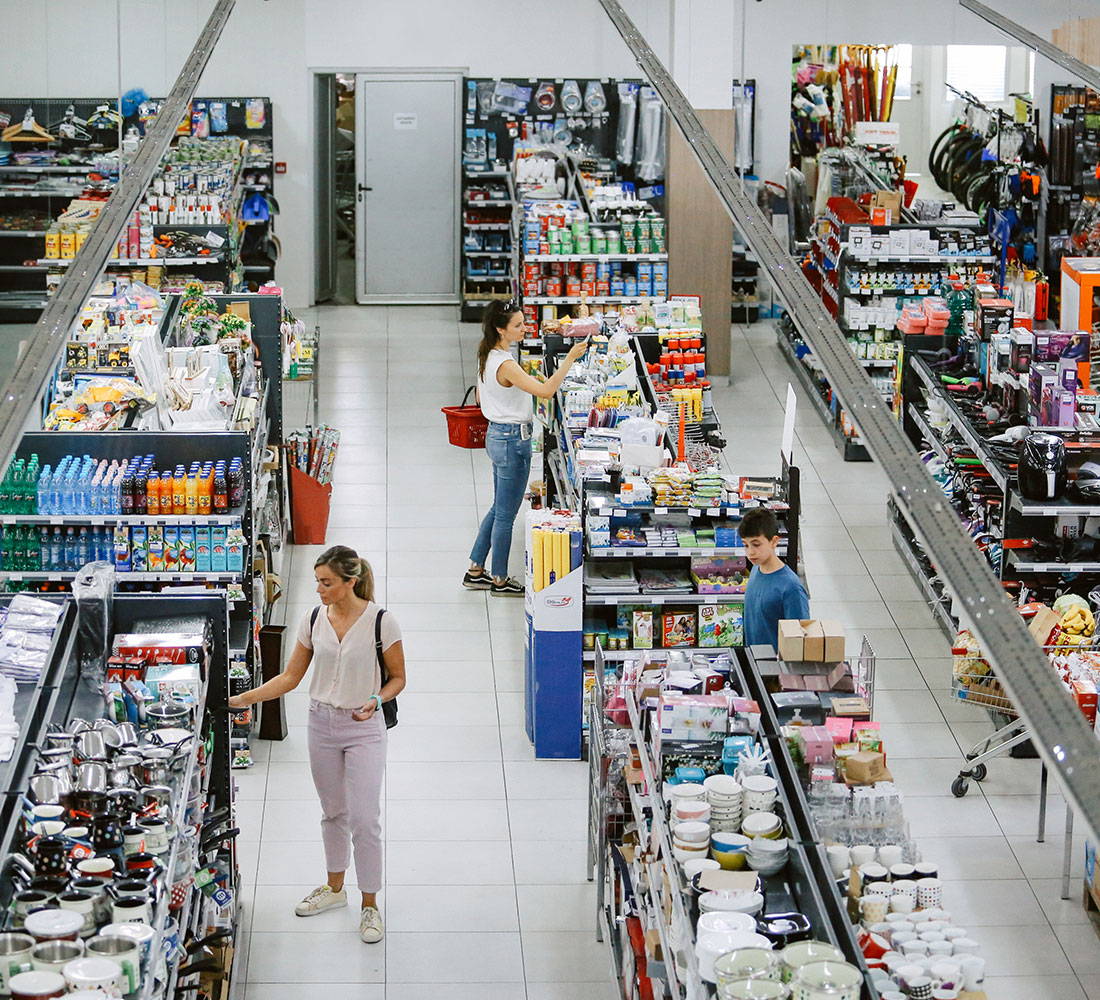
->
xmin=597 ymin=0 xmax=1100 ymax=844
xmin=0 ymin=0 xmax=236 ymax=465
xmin=959 ymin=0 xmax=1100 ymax=93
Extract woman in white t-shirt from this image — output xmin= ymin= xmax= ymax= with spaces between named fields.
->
xmin=228 ymin=545 xmax=405 ymax=944
xmin=464 ymin=300 xmax=588 ymax=596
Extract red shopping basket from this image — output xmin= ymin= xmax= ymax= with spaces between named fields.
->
xmin=441 ymin=387 xmax=489 ymax=449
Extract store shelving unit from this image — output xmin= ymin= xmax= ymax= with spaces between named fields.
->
xmin=587 ymin=642 xmax=876 ymax=1000
xmin=460 ymin=165 xmax=515 ymax=319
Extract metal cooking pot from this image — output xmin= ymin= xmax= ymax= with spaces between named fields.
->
xmin=145 ymin=702 xmax=192 ymax=730
xmin=75 ymin=762 xmax=107 ymax=795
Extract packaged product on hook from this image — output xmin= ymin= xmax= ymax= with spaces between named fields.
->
xmin=209 ymin=101 xmax=228 ymax=134
xmin=584 ymin=80 xmax=608 ymax=114
xmin=490 ymin=80 xmax=532 ymax=116
xmin=245 ymin=98 xmax=266 ymax=129
xmin=635 ymin=87 xmax=666 ymax=182
xmin=561 ymin=80 xmax=583 ymax=113
xmin=534 ymin=82 xmax=557 ymax=111
xmin=617 ymin=84 xmax=638 ymax=165
xmin=73 ymin=562 xmax=115 ymax=687
xmin=476 ymin=81 xmax=495 ymax=116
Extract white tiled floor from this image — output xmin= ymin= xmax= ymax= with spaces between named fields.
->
xmin=232 ymin=307 xmax=1100 ymax=998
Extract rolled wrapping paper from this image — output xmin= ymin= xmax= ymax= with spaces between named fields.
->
xmin=556 ymin=529 xmax=569 ymax=584
xmin=531 ymin=529 xmax=544 ymax=592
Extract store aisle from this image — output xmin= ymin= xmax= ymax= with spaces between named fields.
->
xmin=231 ymin=307 xmax=1097 ymax=1000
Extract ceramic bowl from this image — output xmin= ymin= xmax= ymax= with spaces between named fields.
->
xmin=673 ymin=844 xmax=708 ymax=863
xmin=741 ymin=812 xmax=783 ymax=839
xmin=673 ymin=801 xmax=711 ymax=823
xmin=669 ymin=783 xmax=707 ymax=802
xmin=711 ymin=831 xmax=751 ymax=852
xmin=698 ymin=889 xmax=764 ymax=915
xmin=697 ymin=911 xmax=758 ymax=936
xmin=711 ymin=847 xmax=749 ymax=871
xmin=740 ymin=775 xmax=778 ymax=795
xmin=673 ymin=821 xmax=711 ymax=845
xmin=704 ymin=774 xmax=742 ymax=797
xmin=682 ymin=858 xmax=721 ymax=879
xmin=696 ymin=930 xmax=774 ymax=983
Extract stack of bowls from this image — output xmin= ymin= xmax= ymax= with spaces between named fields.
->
xmin=746 ymin=836 xmax=789 ymax=875
xmin=711 ymin=831 xmax=752 ymax=870
xmin=699 ymin=889 xmax=765 ymax=917
xmin=673 ymin=798 xmax=712 ymax=825
xmin=670 ymin=783 xmax=707 ymax=808
xmin=741 ymin=811 xmax=783 ymax=841
xmin=704 ymin=774 xmax=743 ymax=832
xmin=697 ymin=930 xmax=774 ymax=983
xmin=673 ymin=820 xmax=711 ymax=863
xmin=741 ymin=775 xmax=779 ymax=814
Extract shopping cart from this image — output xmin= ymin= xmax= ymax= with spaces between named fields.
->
xmin=950 ymin=650 xmax=1026 ymax=797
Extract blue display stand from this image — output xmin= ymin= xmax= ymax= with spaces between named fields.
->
xmin=523 ymin=515 xmax=583 ymax=758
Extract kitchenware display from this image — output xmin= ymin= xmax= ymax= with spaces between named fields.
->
xmin=8 ymin=969 xmax=66 ymax=1000
xmin=673 ymin=821 xmax=711 ymax=845
xmin=0 ymin=933 xmax=35 ymax=991
xmin=144 ymin=702 xmax=190 ymax=730
xmin=67 ymin=880 xmax=110 ymax=924
xmin=697 ymin=911 xmax=758 ymax=936
xmin=109 ymin=897 xmax=150 ymax=925
xmin=29 ymin=940 xmax=82 ymax=974
xmin=84 ymin=937 xmax=139 ymax=995
xmin=699 ymin=890 xmax=765 ymax=916
xmin=60 ymin=956 xmax=123 ymax=997
xmin=98 ymin=924 xmax=154 ymax=974
xmin=717 ymin=979 xmax=790 ymax=999
xmin=669 ymin=783 xmax=707 ymax=804
xmin=682 ymin=858 xmax=721 ymax=879
xmin=23 ymin=910 xmax=83 ymax=945
xmin=697 ymin=931 xmax=773 ymax=983
xmin=794 ymin=959 xmax=863 ymax=999
xmin=31 ymin=839 xmax=68 ymax=879
xmin=713 ymin=945 xmax=782 ymax=985
xmin=73 ymin=858 xmax=114 ymax=882
xmin=56 ymin=892 xmax=96 ymax=938
xmin=73 ymin=733 xmax=107 ymax=765
xmin=137 ymin=818 xmax=168 ymax=856
xmin=779 ymin=941 xmax=845 ymax=983
xmin=10 ymin=893 xmax=53 ymax=930
xmin=741 ymin=812 xmax=783 ymax=840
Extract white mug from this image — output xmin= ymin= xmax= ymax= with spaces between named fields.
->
xmin=110 ymin=898 xmax=151 ymax=925
xmin=959 ymin=955 xmax=985 ymax=989
xmin=850 ymin=844 xmax=876 ymax=866
xmin=878 ymin=844 xmax=903 ymax=868
xmin=860 ymin=895 xmax=889 ymax=923
xmin=890 ymin=895 xmax=915 ymax=915
xmin=826 ymin=844 xmax=851 ymax=877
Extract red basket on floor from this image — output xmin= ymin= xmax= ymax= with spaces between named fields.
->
xmin=441 ymin=387 xmax=488 ymax=449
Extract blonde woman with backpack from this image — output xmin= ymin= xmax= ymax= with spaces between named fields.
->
xmin=229 ymin=544 xmax=405 ymax=943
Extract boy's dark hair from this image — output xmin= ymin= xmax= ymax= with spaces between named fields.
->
xmin=739 ymin=507 xmax=780 ymax=541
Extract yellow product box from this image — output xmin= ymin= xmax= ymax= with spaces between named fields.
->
xmin=59 ymin=229 xmax=76 ymax=259
xmin=44 ymin=229 xmax=60 ymax=259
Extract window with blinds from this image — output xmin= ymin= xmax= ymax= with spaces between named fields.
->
xmin=945 ymin=44 xmax=1007 ymax=103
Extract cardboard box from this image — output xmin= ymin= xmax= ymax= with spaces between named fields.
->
xmin=777 ymin=619 xmax=809 ymax=662
xmin=798 ymin=725 xmax=834 ymax=764
xmin=845 ymin=750 xmax=888 ymax=784
xmin=657 ymin=693 xmax=728 ymax=742
xmin=829 ymin=696 xmax=872 ymax=721
xmin=1027 ymin=606 xmax=1061 ymax=646
xmin=780 ymin=619 xmax=845 ymax=662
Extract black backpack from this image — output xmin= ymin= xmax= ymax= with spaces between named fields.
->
xmin=310 ymin=606 xmax=398 ymax=729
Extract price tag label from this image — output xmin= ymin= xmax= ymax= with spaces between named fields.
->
xmin=688 ymin=508 xmax=701 ymax=517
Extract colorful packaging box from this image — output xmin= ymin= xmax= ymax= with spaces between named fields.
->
xmin=661 ymin=611 xmax=696 ymax=648
xmin=226 ymin=527 xmax=245 ymax=573
xmin=113 ymin=525 xmax=131 ymax=572
xmin=130 ymin=525 xmax=148 ymax=572
xmin=195 ymin=525 xmax=211 ymax=572
xmin=147 ymin=525 xmax=164 ymax=572
xmin=163 ymin=526 xmax=179 ymax=572
xmin=632 ymin=609 xmax=653 ymax=649
xmin=698 ymin=604 xmax=744 ymax=647
xmin=178 ymin=525 xmax=196 ymax=572
xmin=211 ymin=526 xmax=227 ymax=572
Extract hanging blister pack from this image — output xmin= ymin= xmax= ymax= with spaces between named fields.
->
xmin=635 ymin=87 xmax=665 ymax=181
xmin=617 ymin=84 xmax=638 ymax=166
xmin=584 ymin=80 xmax=608 ymax=114
xmin=535 ymin=82 xmax=557 ymax=111
xmin=561 ymin=80 xmax=583 ymax=113
xmin=490 ymin=81 xmax=531 ymax=116
xmin=245 ymin=98 xmax=266 ymax=129
xmin=209 ymin=101 xmax=228 ymax=134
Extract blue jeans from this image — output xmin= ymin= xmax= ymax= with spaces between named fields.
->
xmin=470 ymin=422 xmax=532 ymax=579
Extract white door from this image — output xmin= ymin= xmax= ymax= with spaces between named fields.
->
xmin=355 ymin=72 xmax=461 ymax=304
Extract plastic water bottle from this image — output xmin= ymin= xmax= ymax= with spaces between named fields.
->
xmin=37 ymin=465 xmax=51 ymax=515
xmin=49 ymin=526 xmax=62 ymax=570
xmin=39 ymin=527 xmax=49 ymax=570
xmin=76 ymin=527 xmax=89 ymax=570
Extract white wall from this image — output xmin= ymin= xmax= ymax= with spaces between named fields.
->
xmin=0 ymin=0 xmax=1090 ymax=306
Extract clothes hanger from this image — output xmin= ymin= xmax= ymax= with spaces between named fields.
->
xmin=1 ymin=107 xmax=56 ymax=143
xmin=49 ymin=105 xmax=92 ymax=142
xmin=86 ymin=104 xmax=123 ymax=130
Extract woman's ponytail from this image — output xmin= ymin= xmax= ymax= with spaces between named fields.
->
xmin=314 ymin=545 xmax=375 ymax=602
xmin=478 ymin=299 xmax=522 ymax=379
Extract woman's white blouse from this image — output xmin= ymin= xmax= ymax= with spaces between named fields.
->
xmin=296 ymin=602 xmax=402 ymax=709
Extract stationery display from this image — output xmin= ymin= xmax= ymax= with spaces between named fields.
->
xmin=284 ymin=425 xmax=340 ymax=487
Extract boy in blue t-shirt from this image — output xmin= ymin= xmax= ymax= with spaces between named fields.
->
xmin=740 ymin=507 xmax=809 ymax=649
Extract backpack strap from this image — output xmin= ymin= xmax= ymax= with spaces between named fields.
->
xmin=310 ymin=605 xmax=320 ymax=635
xmin=375 ymin=609 xmax=387 ymax=683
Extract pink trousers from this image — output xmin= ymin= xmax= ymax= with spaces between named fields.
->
xmin=307 ymin=700 xmax=386 ymax=892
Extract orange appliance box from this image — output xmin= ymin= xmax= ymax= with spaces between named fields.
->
xmin=1060 ymin=258 xmax=1100 ymax=352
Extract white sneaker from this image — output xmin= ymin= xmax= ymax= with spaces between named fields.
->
xmin=359 ymin=905 xmax=384 ymax=943
xmin=294 ymin=885 xmax=347 ymax=917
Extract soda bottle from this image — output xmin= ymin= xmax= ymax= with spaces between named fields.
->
xmin=13 ymin=526 xmax=26 ymax=572
xmin=26 ymin=525 xmax=40 ymax=571
xmin=133 ymin=465 xmax=147 ymax=515
xmin=39 ymin=527 xmax=49 ymax=570
xmin=186 ymin=474 xmax=199 ymax=516
xmin=158 ymin=472 xmax=172 ymax=516
xmin=120 ymin=463 xmax=134 ymax=515
xmin=197 ymin=468 xmax=212 ymax=516
xmin=213 ymin=464 xmax=228 ymax=514
xmin=173 ymin=467 xmax=187 ymax=515
xmin=228 ymin=459 xmax=244 ymax=509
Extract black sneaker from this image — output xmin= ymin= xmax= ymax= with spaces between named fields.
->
xmin=490 ymin=577 xmax=524 ymax=597
xmin=462 ymin=569 xmax=491 ymax=590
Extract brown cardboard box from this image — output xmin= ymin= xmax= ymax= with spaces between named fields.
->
xmin=821 ymin=620 xmax=846 ymax=662
xmin=845 ymin=751 xmax=888 ymax=784
xmin=871 ymin=189 xmax=902 ymax=219
xmin=1027 ymin=605 xmax=1061 ymax=646
xmin=777 ymin=619 xmax=808 ymax=662
xmin=829 ymin=696 xmax=871 ymax=721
